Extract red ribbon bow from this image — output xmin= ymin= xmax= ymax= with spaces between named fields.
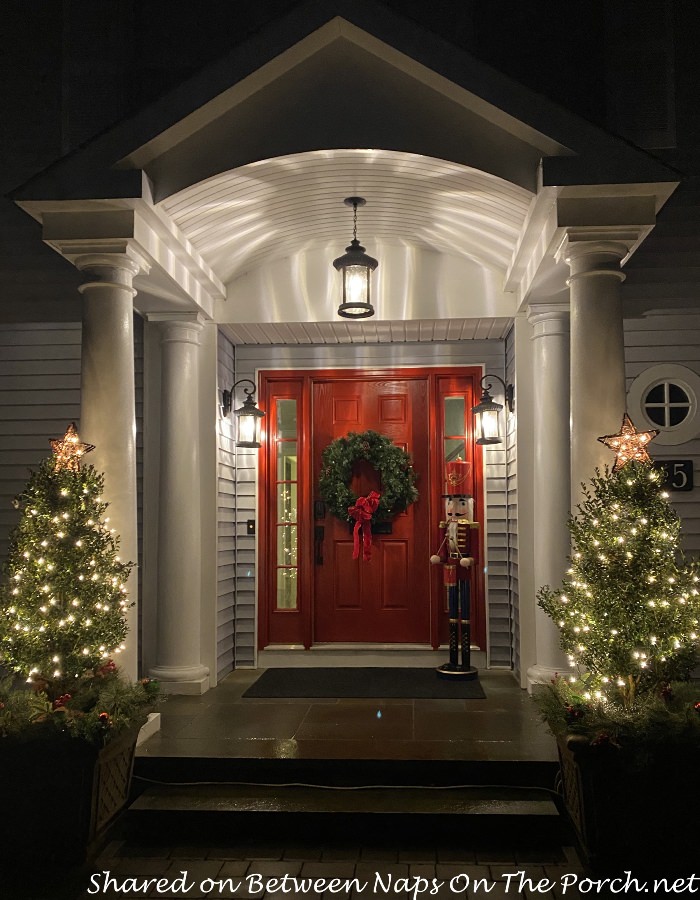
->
xmin=348 ymin=491 xmax=381 ymax=561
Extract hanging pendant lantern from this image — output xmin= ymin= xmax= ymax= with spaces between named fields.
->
xmin=333 ymin=197 xmax=378 ymax=319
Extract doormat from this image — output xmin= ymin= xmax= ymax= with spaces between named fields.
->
xmin=242 ymin=668 xmax=486 ymax=700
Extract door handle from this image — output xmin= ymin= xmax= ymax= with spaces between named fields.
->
xmin=314 ymin=525 xmax=324 ymax=564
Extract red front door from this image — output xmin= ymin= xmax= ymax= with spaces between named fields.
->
xmin=259 ymin=367 xmax=486 ymax=652
xmin=312 ymin=377 xmax=430 ymax=643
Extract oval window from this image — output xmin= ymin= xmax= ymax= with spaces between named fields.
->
xmin=628 ymin=365 xmax=700 ymax=446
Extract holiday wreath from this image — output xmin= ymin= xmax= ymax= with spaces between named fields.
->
xmin=319 ymin=429 xmax=418 ymax=524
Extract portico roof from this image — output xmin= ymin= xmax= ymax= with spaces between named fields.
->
xmin=10 ymin=1 xmax=679 ymax=331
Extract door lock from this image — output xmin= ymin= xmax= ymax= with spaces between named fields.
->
xmin=314 ymin=525 xmax=324 ymax=564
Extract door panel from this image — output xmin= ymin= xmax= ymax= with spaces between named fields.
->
xmin=381 ymin=542 xmax=410 ymax=607
xmin=313 ymin=378 xmax=430 ymax=643
xmin=334 ymin=544 xmax=361 ymax=607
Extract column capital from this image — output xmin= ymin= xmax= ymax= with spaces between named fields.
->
xmin=147 ymin=312 xmax=207 ymax=346
xmin=527 ymin=301 xmax=570 ymax=337
xmin=76 ymin=252 xmax=141 ymax=276
xmin=558 ymin=238 xmax=630 ymax=263
xmin=75 ymin=251 xmax=149 ymax=295
xmin=146 ymin=312 xmax=207 ymax=324
xmin=554 ymin=235 xmax=633 ymax=277
xmin=556 ymin=239 xmax=630 ymax=288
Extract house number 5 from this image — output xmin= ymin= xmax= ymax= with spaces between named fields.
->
xmin=658 ymin=460 xmax=694 ymax=492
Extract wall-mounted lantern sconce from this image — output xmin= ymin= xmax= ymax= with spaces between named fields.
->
xmin=472 ymin=374 xmax=515 ymax=445
xmin=221 ymin=379 xmax=265 ymax=448
xmin=333 ymin=196 xmax=378 ymax=319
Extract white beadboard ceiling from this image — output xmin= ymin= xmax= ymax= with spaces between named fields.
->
xmin=160 ymin=149 xmax=530 ymax=342
xmin=221 ymin=317 xmax=513 ymax=345
xmin=160 ymin=149 xmax=531 ymax=286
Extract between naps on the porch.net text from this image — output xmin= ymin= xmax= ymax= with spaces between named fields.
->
xmin=86 ymin=869 xmax=700 ymax=896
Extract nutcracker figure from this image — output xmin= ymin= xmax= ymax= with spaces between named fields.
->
xmin=430 ymin=458 xmax=479 ymax=680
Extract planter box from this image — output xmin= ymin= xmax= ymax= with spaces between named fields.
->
xmin=558 ymin=734 xmax=699 ymax=874
xmin=0 ymin=724 xmax=141 ymax=864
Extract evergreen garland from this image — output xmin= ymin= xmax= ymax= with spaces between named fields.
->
xmin=535 ymin=676 xmax=700 ymax=769
xmin=0 ymin=669 xmax=159 ymax=744
xmin=319 ymin=430 xmax=418 ymax=524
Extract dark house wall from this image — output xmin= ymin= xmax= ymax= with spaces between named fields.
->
xmin=3 ymin=0 xmax=698 ymax=196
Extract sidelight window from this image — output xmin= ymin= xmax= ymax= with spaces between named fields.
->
xmin=444 ymin=396 xmax=467 ymax=464
xmin=274 ymin=399 xmax=298 ymax=609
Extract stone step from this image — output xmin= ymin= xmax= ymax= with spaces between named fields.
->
xmin=127 ymin=782 xmax=567 ymax=845
xmin=131 ymin=782 xmax=558 ymax=816
xmin=133 ymin=755 xmax=559 ymax=790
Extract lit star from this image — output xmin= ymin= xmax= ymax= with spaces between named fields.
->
xmin=50 ymin=423 xmax=95 ymax=472
xmin=597 ymin=414 xmax=658 ymax=472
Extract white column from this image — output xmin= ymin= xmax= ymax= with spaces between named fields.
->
xmin=76 ymin=254 xmax=141 ymax=680
xmin=526 ymin=303 xmax=570 ymax=690
xmin=149 ymin=316 xmax=209 ymax=694
xmin=562 ymin=241 xmax=627 ymax=502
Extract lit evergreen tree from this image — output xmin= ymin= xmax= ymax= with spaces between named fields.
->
xmin=538 ymin=457 xmax=700 ymax=707
xmin=0 ymin=425 xmax=132 ymax=698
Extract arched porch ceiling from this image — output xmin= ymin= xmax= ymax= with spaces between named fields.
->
xmin=160 ymin=149 xmax=532 ymax=329
xmin=161 ymin=149 xmax=531 ymax=283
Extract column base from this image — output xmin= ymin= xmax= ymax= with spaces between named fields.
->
xmin=149 ymin=664 xmax=210 ymax=695
xmin=136 ymin=712 xmax=162 ymax=746
xmin=526 ymin=664 xmax=565 ymax=694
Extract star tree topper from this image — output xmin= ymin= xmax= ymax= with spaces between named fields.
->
xmin=597 ymin=413 xmax=659 ymax=472
xmin=50 ymin=422 xmax=95 ymax=472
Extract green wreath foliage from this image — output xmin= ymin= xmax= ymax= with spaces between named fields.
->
xmin=319 ymin=430 xmax=418 ymax=524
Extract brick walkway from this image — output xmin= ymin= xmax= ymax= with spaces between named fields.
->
xmin=63 ymin=835 xmax=588 ymax=900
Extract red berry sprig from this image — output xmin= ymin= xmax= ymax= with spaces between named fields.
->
xmin=52 ymin=693 xmax=72 ymax=710
xmin=96 ymin=660 xmax=118 ymax=677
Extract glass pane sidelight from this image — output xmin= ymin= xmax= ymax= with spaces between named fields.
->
xmin=276 ymin=568 xmax=298 ymax=610
xmin=275 ymin=399 xmax=298 ymax=610
xmin=277 ymin=483 xmax=297 ymax=523
xmin=444 ymin=438 xmax=466 ymax=462
xmin=276 ymin=399 xmax=298 ymax=439
xmin=277 ymin=442 xmax=298 ymax=481
xmin=444 ymin=397 xmax=467 ymax=465
xmin=277 ymin=525 xmax=298 ymax=565
xmin=442 ymin=395 xmax=469 ymax=612
xmin=444 ymin=396 xmax=465 ymax=437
